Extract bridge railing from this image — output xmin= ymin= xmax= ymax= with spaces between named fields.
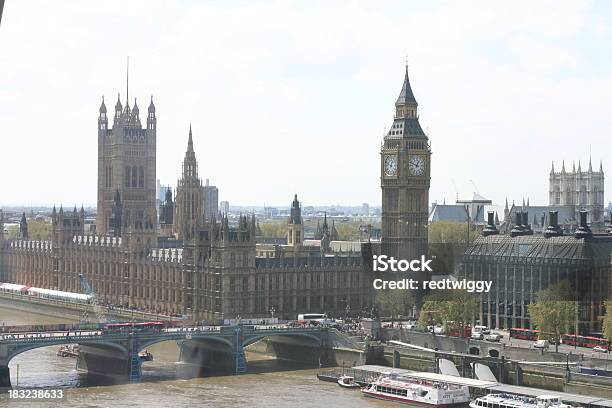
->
xmin=0 ymin=324 xmax=328 ymax=346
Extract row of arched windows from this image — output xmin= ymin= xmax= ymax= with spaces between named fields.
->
xmin=125 ymin=166 xmax=145 ymax=188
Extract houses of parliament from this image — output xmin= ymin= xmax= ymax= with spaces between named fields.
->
xmin=0 ymin=67 xmax=431 ymax=321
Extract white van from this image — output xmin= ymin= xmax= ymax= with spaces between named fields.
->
xmin=534 ymin=339 xmax=550 ymax=349
xmin=473 ymin=325 xmax=490 ymax=335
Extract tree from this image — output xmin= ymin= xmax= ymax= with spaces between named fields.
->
xmin=7 ymin=219 xmax=52 ymax=240
xmin=528 ymin=281 xmax=576 ymax=353
xmin=417 ymin=290 xmax=478 ymax=336
xmin=375 ymin=289 xmax=416 ymax=321
xmin=335 ymin=223 xmax=360 ymax=241
xmin=259 ymin=221 xmax=287 ymax=239
xmin=428 ymin=221 xmax=481 ymax=277
xmin=602 ymin=301 xmax=612 ymax=345
xmin=428 ymin=221 xmax=481 ymax=244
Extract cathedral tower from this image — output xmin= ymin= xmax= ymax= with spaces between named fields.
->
xmin=549 ymin=159 xmax=605 ymax=229
xmin=174 ymin=126 xmax=204 ymax=241
xmin=380 ymin=66 xmax=431 ymax=260
xmin=96 ymin=91 xmax=157 ymax=243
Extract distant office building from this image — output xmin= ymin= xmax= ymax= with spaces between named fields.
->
xmin=428 ymin=193 xmax=495 ymax=225
xmin=264 ymin=207 xmax=278 ymax=218
xmin=203 ymin=179 xmax=218 ymax=221
xmin=220 ymin=201 xmax=229 ymax=215
xmin=361 ymin=203 xmax=370 ymax=216
xmin=158 ymin=185 xmax=172 ymax=202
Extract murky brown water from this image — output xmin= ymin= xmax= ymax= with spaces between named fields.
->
xmin=0 ymin=308 xmax=390 ymax=408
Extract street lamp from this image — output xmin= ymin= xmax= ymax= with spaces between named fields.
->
xmin=269 ymin=306 xmax=276 ymax=319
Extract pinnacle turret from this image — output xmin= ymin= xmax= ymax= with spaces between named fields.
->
xmin=115 ymin=93 xmax=122 ymax=113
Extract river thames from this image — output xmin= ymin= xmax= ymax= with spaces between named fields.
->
xmin=0 ymin=308 xmax=390 ymax=408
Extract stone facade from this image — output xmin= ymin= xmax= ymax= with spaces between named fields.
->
xmin=0 ymin=87 xmax=375 ymax=322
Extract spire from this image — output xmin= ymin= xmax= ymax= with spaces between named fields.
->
xmin=573 ymin=161 xmax=576 ymax=173
xmin=132 ymin=98 xmax=139 ymax=115
xmin=562 ymin=160 xmax=566 ymax=173
xmin=589 ymin=157 xmax=593 ymax=172
xmin=550 ymin=161 xmax=554 ymax=174
xmin=396 ymin=64 xmax=418 ymax=106
xmin=148 ymin=95 xmax=155 ymax=113
xmin=578 ymin=160 xmax=581 ymax=173
xmin=600 ymin=160 xmax=604 ymax=173
xmin=504 ymin=197 xmax=509 ymax=212
xmin=527 ymin=197 xmax=530 ymax=207
xmin=187 ymin=124 xmax=194 ymax=153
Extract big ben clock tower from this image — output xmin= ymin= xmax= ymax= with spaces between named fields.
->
xmin=381 ymin=66 xmax=431 ymax=260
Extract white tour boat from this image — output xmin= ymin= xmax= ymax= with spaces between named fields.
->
xmin=362 ymin=375 xmax=470 ymax=407
xmin=470 ymin=394 xmax=573 ymax=408
xmin=337 ymin=375 xmax=361 ymax=388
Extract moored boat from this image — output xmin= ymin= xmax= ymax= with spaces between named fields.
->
xmin=338 ymin=375 xmax=360 ymax=388
xmin=362 ymin=375 xmax=470 ymax=407
xmin=138 ymin=349 xmax=154 ymax=361
xmin=470 ymin=394 xmax=573 ymax=408
xmin=57 ymin=344 xmax=79 ymax=358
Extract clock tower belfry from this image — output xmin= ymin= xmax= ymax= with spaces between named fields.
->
xmin=380 ymin=66 xmax=431 ymax=260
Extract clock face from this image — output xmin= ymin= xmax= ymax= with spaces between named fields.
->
xmin=408 ymin=155 xmax=425 ymax=176
xmin=384 ymin=155 xmax=398 ymax=177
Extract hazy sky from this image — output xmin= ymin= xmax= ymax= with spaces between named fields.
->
xmin=1 ymin=1 xmax=611 ymax=208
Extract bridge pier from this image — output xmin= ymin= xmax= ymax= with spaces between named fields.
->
xmin=0 ymin=366 xmax=10 ymax=388
xmin=178 ymin=340 xmax=239 ymax=376
xmin=77 ymin=344 xmax=134 ymax=382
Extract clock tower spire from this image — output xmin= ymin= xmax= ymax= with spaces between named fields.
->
xmin=380 ymin=65 xmax=431 ymax=261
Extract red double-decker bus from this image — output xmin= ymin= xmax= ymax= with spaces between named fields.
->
xmin=509 ymin=328 xmax=539 ymax=341
xmin=561 ymin=334 xmax=610 ymax=350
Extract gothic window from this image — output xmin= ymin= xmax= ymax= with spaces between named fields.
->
xmin=132 ymin=166 xmax=138 ymax=188
xmin=125 ymin=167 xmax=131 ymax=187
xmin=138 ymin=166 xmax=144 ymax=188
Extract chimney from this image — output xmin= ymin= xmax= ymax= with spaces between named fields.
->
xmin=510 ymin=211 xmax=524 ymax=237
xmin=544 ymin=211 xmax=563 ymax=238
xmin=521 ymin=211 xmax=533 ymax=235
xmin=574 ymin=210 xmax=592 ymax=239
xmin=482 ymin=211 xmax=499 ymax=237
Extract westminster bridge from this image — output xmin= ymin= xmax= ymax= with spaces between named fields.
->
xmin=0 ymin=323 xmax=341 ymax=388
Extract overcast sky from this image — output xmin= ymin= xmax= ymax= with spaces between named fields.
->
xmin=1 ymin=0 xmax=611 ymax=208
